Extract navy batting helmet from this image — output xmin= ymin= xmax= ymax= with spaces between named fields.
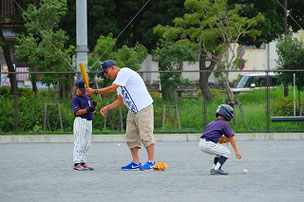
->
xmin=216 ymin=104 xmax=235 ymax=121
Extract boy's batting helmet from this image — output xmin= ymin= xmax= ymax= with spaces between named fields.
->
xmin=216 ymin=104 xmax=235 ymax=121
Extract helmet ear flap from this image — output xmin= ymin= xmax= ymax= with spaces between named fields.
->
xmin=215 ymin=104 xmax=235 ymax=121
xmin=216 ymin=113 xmax=220 ymax=118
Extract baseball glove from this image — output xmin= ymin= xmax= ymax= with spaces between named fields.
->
xmin=86 ymin=106 xmax=96 ymax=112
xmin=219 ymin=136 xmax=229 ymax=144
xmin=92 ymin=100 xmax=97 ymax=107
xmin=153 ymin=161 xmax=167 ymax=171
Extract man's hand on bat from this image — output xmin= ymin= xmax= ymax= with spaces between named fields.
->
xmin=86 ymin=88 xmax=95 ymax=96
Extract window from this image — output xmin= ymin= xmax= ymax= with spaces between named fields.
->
xmin=235 ymin=76 xmax=250 ymax=88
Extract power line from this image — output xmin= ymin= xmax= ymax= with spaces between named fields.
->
xmin=13 ymin=0 xmax=76 ymax=71
xmin=14 ymin=0 xmax=151 ymax=71
xmin=90 ymin=0 xmax=151 ymax=70
xmin=274 ymin=0 xmax=304 ymax=30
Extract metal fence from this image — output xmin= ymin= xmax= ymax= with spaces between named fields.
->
xmin=0 ymin=69 xmax=303 ymax=134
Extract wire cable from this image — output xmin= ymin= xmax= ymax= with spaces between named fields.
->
xmin=13 ymin=0 xmax=76 ymax=71
xmin=90 ymin=0 xmax=151 ymax=70
xmin=274 ymin=0 xmax=303 ymax=30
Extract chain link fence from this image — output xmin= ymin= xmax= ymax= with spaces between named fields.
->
xmin=0 ymin=69 xmax=303 ymax=134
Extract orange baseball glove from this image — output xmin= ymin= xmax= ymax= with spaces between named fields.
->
xmin=219 ymin=136 xmax=229 ymax=144
xmin=153 ymin=161 xmax=167 ymax=171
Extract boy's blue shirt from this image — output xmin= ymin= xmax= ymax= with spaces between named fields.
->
xmin=200 ymin=118 xmax=234 ymax=143
xmin=71 ymin=94 xmax=94 ymax=120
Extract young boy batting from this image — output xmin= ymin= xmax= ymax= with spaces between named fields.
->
xmin=71 ymin=79 xmax=97 ymax=171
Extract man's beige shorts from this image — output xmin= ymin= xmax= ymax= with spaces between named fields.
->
xmin=126 ymin=104 xmax=155 ymax=149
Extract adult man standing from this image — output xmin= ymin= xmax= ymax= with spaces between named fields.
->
xmin=87 ymin=60 xmax=155 ymax=171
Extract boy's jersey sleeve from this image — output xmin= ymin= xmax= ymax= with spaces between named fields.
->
xmin=71 ymin=98 xmax=81 ymax=113
xmin=222 ymin=124 xmax=234 ymax=138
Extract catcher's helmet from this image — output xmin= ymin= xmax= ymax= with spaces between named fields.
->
xmin=216 ymin=104 xmax=235 ymax=121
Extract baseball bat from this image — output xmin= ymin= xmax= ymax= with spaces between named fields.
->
xmin=79 ymin=63 xmax=89 ymax=89
xmin=80 ymin=63 xmax=95 ymax=109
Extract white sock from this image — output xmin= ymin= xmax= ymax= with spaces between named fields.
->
xmin=214 ymin=162 xmax=221 ymax=170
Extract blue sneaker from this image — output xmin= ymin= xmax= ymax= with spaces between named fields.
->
xmin=140 ymin=161 xmax=155 ymax=171
xmin=121 ymin=161 xmax=142 ymax=170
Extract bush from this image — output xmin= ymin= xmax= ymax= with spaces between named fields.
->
xmin=0 ymin=88 xmax=68 ymax=133
xmin=271 ymin=96 xmax=295 ymax=116
xmin=1 ymin=86 xmax=303 ymax=133
xmin=0 ymin=88 xmax=42 ymax=132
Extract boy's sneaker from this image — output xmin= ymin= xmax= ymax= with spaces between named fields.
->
xmin=73 ymin=164 xmax=84 ymax=171
xmin=121 ymin=161 xmax=142 ymax=171
xmin=210 ymin=169 xmax=216 ymax=175
xmin=82 ymin=164 xmax=94 ymax=171
xmin=140 ymin=161 xmax=155 ymax=171
xmin=212 ymin=168 xmax=228 ymax=175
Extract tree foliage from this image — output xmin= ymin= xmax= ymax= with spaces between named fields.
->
xmin=38 ymin=0 xmax=304 ymax=52
xmin=155 ymin=0 xmax=263 ymax=62
xmin=229 ymin=0 xmax=304 ymax=47
xmin=91 ymin=33 xmax=148 ymax=72
xmin=88 ymin=34 xmax=147 ymax=111
xmin=152 ymin=40 xmax=197 ymax=100
xmin=14 ymin=0 xmax=74 ymax=90
xmin=154 ymin=0 xmax=264 ymax=102
xmin=276 ymin=34 xmax=304 ymax=91
xmin=61 ymin=0 xmax=186 ymax=52
xmin=89 ymin=33 xmax=148 ymax=88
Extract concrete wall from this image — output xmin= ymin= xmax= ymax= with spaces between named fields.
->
xmin=139 ymin=56 xmax=220 ymax=85
xmin=139 ymin=47 xmax=273 ymax=85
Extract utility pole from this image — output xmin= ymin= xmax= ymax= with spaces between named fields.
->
xmin=284 ymin=0 xmax=288 ymax=35
xmin=76 ymin=0 xmax=88 ymax=79
xmin=283 ymin=0 xmax=289 ymax=97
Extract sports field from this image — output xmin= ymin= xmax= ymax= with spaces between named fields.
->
xmin=1 ymin=141 xmax=303 ymax=202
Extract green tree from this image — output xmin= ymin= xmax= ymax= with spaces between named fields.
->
xmin=61 ymin=0 xmax=185 ymax=52
xmin=153 ymin=40 xmax=197 ymax=100
xmin=89 ymin=33 xmax=148 ymax=88
xmin=0 ymin=27 xmax=17 ymax=94
xmin=0 ymin=1 xmax=19 ymax=94
xmin=91 ymin=33 xmax=148 ymax=71
xmin=1 ymin=0 xmax=42 ymax=94
xmin=134 ymin=0 xmax=186 ymax=51
xmin=154 ymin=0 xmax=264 ymax=103
xmin=14 ymin=0 xmax=74 ymax=97
xmin=55 ymin=0 xmax=304 ymax=52
xmin=276 ymin=34 xmax=304 ymax=107
xmin=229 ymin=0 xmax=304 ymax=47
